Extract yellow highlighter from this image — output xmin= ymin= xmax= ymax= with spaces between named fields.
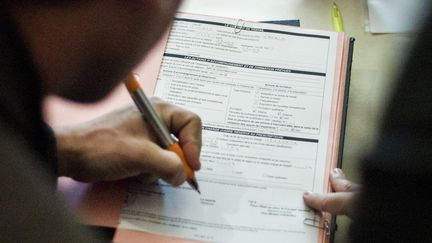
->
xmin=332 ymin=2 xmax=344 ymax=32
xmin=124 ymin=74 xmax=200 ymax=194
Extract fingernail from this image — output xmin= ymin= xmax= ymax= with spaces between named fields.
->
xmin=173 ymin=170 xmax=186 ymax=187
xmin=303 ymin=191 xmax=314 ymax=197
xmin=332 ymin=168 xmax=343 ymax=177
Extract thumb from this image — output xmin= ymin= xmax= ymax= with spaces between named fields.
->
xmin=330 ymin=168 xmax=360 ymax=192
xmin=303 ymin=191 xmax=354 ymax=217
xmin=130 ymin=140 xmax=186 ymax=186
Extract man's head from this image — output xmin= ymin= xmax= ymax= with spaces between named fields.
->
xmin=8 ymin=0 xmax=181 ymax=102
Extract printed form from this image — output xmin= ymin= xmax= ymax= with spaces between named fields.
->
xmin=119 ymin=13 xmax=341 ymax=243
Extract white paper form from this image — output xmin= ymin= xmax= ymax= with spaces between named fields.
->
xmin=119 ymin=13 xmax=341 ymax=243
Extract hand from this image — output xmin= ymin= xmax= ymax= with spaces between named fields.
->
xmin=303 ymin=168 xmax=360 ymax=218
xmin=55 ymin=97 xmax=202 ymax=186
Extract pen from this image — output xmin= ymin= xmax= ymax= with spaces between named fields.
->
xmin=332 ymin=2 xmax=344 ymax=32
xmin=124 ymin=74 xmax=200 ymax=194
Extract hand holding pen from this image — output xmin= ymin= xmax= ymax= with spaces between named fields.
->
xmin=125 ymin=74 xmax=201 ymax=193
xmin=56 ymin=76 xmax=202 ymax=186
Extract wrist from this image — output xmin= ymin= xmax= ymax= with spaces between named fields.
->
xmin=55 ymin=126 xmax=87 ymax=178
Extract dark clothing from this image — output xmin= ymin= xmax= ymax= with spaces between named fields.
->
xmin=349 ymin=8 xmax=432 ymax=243
xmin=0 ymin=5 xmax=97 ymax=243
xmin=0 ymin=2 xmax=58 ymax=189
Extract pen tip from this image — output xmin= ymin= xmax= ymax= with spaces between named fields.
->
xmin=187 ymin=178 xmax=201 ymax=194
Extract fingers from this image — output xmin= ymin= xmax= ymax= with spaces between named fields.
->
xmin=303 ymin=169 xmax=359 ymax=218
xmin=136 ymin=173 xmax=159 ymax=185
xmin=303 ymin=191 xmax=355 ymax=217
xmin=127 ymin=139 xmax=186 ymax=186
xmin=150 ymin=97 xmax=202 ymax=171
xmin=330 ymin=168 xmax=360 ymax=192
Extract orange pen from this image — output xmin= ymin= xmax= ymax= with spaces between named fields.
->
xmin=124 ymin=74 xmax=200 ymax=193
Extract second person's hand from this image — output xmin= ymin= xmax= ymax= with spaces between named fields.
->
xmin=303 ymin=168 xmax=360 ymax=218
